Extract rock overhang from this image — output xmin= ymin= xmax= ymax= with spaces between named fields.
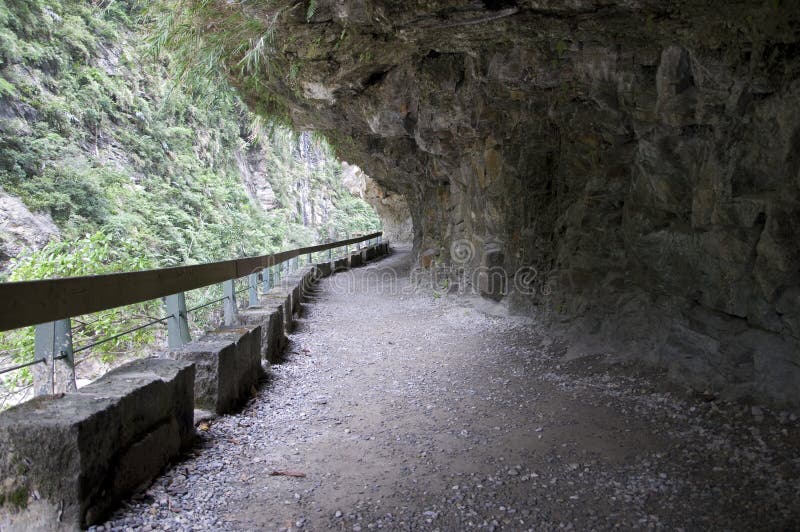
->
xmin=171 ymin=0 xmax=800 ymax=407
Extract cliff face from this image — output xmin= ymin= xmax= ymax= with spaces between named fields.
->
xmin=175 ymin=0 xmax=800 ymax=407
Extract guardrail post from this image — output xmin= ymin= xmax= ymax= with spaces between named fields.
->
xmin=165 ymin=293 xmax=191 ymax=348
xmin=33 ymin=319 xmax=76 ymax=396
xmin=307 ymin=252 xmax=312 ymax=265
xmin=328 ymin=248 xmax=333 ymax=262
xmin=223 ymin=279 xmax=237 ymax=326
xmin=248 ymin=272 xmax=260 ymax=307
xmin=262 ymin=267 xmax=272 ymax=293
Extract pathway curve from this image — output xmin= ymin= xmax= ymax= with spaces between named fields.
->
xmin=101 ymin=249 xmax=800 ymax=531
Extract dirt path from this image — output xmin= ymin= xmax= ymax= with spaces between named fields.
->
xmin=101 ymin=249 xmax=800 ymax=531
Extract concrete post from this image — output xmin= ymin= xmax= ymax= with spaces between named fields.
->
xmin=33 ymin=319 xmax=76 ymax=396
xmin=262 ymin=267 xmax=272 ymax=293
xmin=248 ymin=272 xmax=260 ymax=307
xmin=165 ymin=293 xmax=191 ymax=348
xmin=223 ymin=280 xmax=237 ymax=326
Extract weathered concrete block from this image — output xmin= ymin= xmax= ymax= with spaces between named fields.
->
xmin=350 ymin=251 xmax=364 ymax=267
xmin=303 ymin=267 xmax=319 ymax=288
xmin=167 ymin=325 xmax=261 ymax=415
xmin=315 ymin=261 xmax=332 ymax=277
xmin=334 ymin=257 xmax=349 ymax=272
xmin=261 ymin=290 xmax=294 ymax=334
xmin=206 ymin=324 xmax=263 ymax=388
xmin=283 ymin=270 xmax=310 ymax=314
xmin=0 ymin=358 xmax=194 ymax=530
xmin=365 ymin=245 xmax=378 ymax=261
xmin=240 ymin=304 xmax=286 ymax=363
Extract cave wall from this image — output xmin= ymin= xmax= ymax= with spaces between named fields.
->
xmin=202 ymin=0 xmax=800 ymax=407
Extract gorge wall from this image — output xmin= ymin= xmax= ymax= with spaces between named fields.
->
xmin=179 ymin=0 xmax=800 ymax=408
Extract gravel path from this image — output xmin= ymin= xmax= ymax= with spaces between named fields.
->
xmin=100 ymin=249 xmax=800 ymax=531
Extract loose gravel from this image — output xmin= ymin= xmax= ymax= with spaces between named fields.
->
xmin=99 ymin=249 xmax=800 ymax=531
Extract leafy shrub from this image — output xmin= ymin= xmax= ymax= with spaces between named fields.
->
xmin=0 ymin=231 xmax=159 ymax=383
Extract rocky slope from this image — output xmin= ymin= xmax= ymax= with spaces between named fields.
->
xmin=0 ymin=192 xmax=57 ymax=273
xmin=170 ymin=0 xmax=800 ymax=408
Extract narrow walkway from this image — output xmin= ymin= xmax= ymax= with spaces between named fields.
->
xmin=103 ymin=250 xmax=799 ymax=531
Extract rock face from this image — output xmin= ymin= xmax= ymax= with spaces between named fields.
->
xmin=191 ymin=1 xmax=800 ymax=407
xmin=0 ymin=192 xmax=58 ymax=274
xmin=342 ymin=163 xmax=413 ymax=244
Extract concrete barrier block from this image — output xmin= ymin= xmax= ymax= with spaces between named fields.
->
xmin=365 ymin=245 xmax=378 ymax=261
xmin=240 ymin=304 xmax=286 ymax=363
xmin=0 ymin=358 xmax=194 ymax=529
xmin=334 ymin=257 xmax=349 ymax=272
xmin=261 ymin=290 xmax=294 ymax=334
xmin=350 ymin=251 xmax=364 ymax=268
xmin=167 ymin=325 xmax=261 ymax=415
xmin=282 ymin=272 xmax=306 ymax=314
xmin=303 ymin=267 xmax=319 ymax=290
xmin=315 ymin=262 xmax=332 ymax=278
xmin=205 ymin=324 xmax=263 ymax=389
xmin=282 ymin=293 xmax=295 ymax=333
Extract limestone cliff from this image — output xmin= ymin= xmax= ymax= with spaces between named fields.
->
xmin=170 ymin=0 xmax=800 ymax=408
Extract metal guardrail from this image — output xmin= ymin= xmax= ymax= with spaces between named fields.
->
xmin=0 ymin=232 xmax=383 ymax=396
xmin=0 ymin=232 xmax=382 ymax=332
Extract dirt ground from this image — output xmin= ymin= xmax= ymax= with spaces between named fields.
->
xmin=101 ymin=248 xmax=800 ymax=531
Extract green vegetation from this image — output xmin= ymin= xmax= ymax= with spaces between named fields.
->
xmin=0 ymin=0 xmax=380 ymax=383
xmin=147 ymin=0 xmax=313 ymax=126
xmin=0 ymin=485 xmax=29 ymax=510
